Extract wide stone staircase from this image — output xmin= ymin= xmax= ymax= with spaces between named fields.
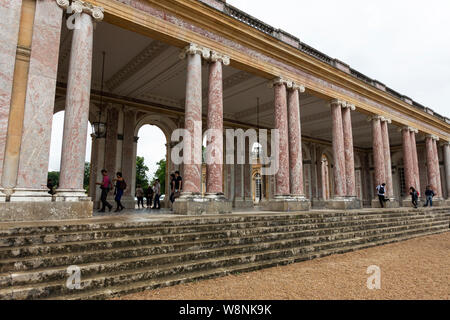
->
xmin=0 ymin=207 xmax=449 ymax=300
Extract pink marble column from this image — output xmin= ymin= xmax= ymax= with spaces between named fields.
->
xmin=371 ymin=116 xmax=385 ymax=187
xmin=409 ymin=129 xmax=420 ymax=192
xmin=234 ymin=146 xmax=243 ymax=200
xmin=443 ymin=142 xmax=450 ymax=199
xmin=15 ymin=0 xmax=66 ymax=196
xmin=272 ymin=78 xmax=290 ymax=196
xmin=58 ymin=9 xmax=101 ymax=198
xmin=341 ymin=104 xmax=356 ymax=197
xmin=432 ymin=138 xmax=442 ymax=197
xmin=243 ymin=145 xmax=252 ymax=200
xmin=425 ymin=136 xmax=437 ymax=196
xmin=380 ymin=119 xmax=394 ymax=198
xmin=287 ymin=84 xmax=306 ymax=197
xmin=402 ymin=127 xmax=414 ymax=194
xmin=205 ymin=52 xmax=229 ymax=196
xmin=0 ymin=0 xmax=23 ymax=187
xmin=180 ymin=44 xmax=209 ymax=195
xmin=330 ymin=100 xmax=346 ymax=197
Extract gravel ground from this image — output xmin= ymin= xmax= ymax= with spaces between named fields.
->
xmin=116 ymin=232 xmax=450 ymax=300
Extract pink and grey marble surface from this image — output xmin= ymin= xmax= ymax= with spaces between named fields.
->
xmin=380 ymin=121 xmax=393 ymax=197
xmin=206 ymin=60 xmax=223 ymax=195
xmin=273 ymin=83 xmax=290 ymax=196
xmin=409 ymin=131 xmax=420 ymax=192
xmin=331 ymin=102 xmax=346 ymax=197
xmin=0 ymin=0 xmax=22 ymax=185
xmin=59 ymin=13 xmax=94 ymax=191
xmin=183 ymin=53 xmax=202 ymax=194
xmin=16 ymin=0 xmax=64 ymax=190
xmin=342 ymin=107 xmax=356 ymax=197
xmin=402 ymin=128 xmax=414 ymax=194
xmin=287 ymin=88 xmax=304 ymax=197
xmin=371 ymin=117 xmax=385 ymax=188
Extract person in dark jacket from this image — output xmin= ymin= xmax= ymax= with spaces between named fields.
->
xmin=409 ymin=186 xmax=418 ymax=209
xmin=113 ymin=172 xmax=126 ymax=212
xmin=423 ymin=185 xmax=435 ymax=207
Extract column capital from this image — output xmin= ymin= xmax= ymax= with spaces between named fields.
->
xmin=402 ymin=126 xmax=418 ymax=134
xmin=179 ymin=43 xmax=211 ymax=60
xmin=268 ymin=77 xmax=291 ymax=88
xmin=342 ymin=103 xmax=356 ymax=111
xmin=426 ymin=134 xmax=440 ymax=141
xmin=290 ymin=82 xmax=306 ymax=93
xmin=70 ymin=0 xmax=104 ymax=21
xmin=329 ymin=99 xmax=346 ymax=108
xmin=209 ymin=51 xmax=230 ymax=65
xmin=367 ymin=115 xmax=390 ymax=123
xmin=56 ymin=0 xmax=70 ymax=9
xmin=443 ymin=140 xmax=450 ymax=146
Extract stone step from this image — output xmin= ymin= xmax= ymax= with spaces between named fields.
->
xmin=1 ymin=208 xmax=447 ymax=238
xmin=2 ymin=210 xmax=448 ymax=249
xmin=55 ymin=228 xmax=447 ymax=301
xmin=2 ymin=225 xmax=447 ymax=300
xmin=1 ymin=213 xmax=448 ymax=261
xmin=1 ymin=219 xmax=447 ymax=287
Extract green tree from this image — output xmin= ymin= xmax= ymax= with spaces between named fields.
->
xmin=153 ymin=159 xmax=166 ymax=194
xmin=136 ymin=156 xmax=150 ymax=190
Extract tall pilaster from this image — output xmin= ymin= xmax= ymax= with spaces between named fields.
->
xmin=57 ymin=1 xmax=103 ymax=200
xmin=14 ymin=0 xmax=67 ymax=201
xmin=0 ymin=0 xmax=23 ymax=193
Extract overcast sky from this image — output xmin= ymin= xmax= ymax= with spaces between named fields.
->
xmin=49 ymin=0 xmax=450 ymax=174
xmin=228 ymin=0 xmax=450 ymax=117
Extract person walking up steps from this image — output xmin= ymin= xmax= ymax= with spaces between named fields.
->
xmin=136 ymin=184 xmax=145 ymax=209
xmin=146 ymin=184 xmax=154 ymax=208
xmin=423 ymin=185 xmax=435 ymax=207
xmin=153 ymin=179 xmax=161 ymax=210
xmin=409 ymin=186 xmax=419 ymax=209
xmin=113 ymin=172 xmax=127 ymax=212
xmin=376 ymin=183 xmax=389 ymax=208
xmin=96 ymin=169 xmax=113 ymax=212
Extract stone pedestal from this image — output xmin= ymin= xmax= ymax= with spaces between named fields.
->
xmin=264 ymin=196 xmax=311 ymax=212
xmin=9 ymin=189 xmax=52 ymax=202
xmin=0 ymin=200 xmax=93 ymax=222
xmin=400 ymin=197 xmax=422 ymax=208
xmin=233 ymin=199 xmax=254 ymax=209
xmin=371 ymin=198 xmax=400 ymax=208
xmin=55 ymin=190 xmax=89 ymax=202
xmin=173 ymin=193 xmax=232 ymax=215
xmin=326 ymin=197 xmax=362 ymax=210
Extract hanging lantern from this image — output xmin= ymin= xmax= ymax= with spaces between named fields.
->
xmin=92 ymin=51 xmax=107 ymax=139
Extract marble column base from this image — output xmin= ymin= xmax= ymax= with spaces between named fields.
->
xmin=325 ymin=197 xmax=362 ymax=210
xmin=420 ymin=197 xmax=446 ymax=208
xmin=173 ymin=193 xmax=232 ymax=215
xmin=311 ymin=198 xmax=326 ymax=209
xmin=444 ymin=199 xmax=450 ymax=206
xmin=233 ymin=198 xmax=254 ymax=209
xmin=371 ymin=198 xmax=400 ymax=208
xmin=264 ymin=195 xmax=311 ymax=212
xmin=55 ymin=189 xmax=90 ymax=202
xmin=0 ymin=201 xmax=93 ymax=222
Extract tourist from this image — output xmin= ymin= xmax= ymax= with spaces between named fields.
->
xmin=423 ymin=185 xmax=435 ymax=207
xmin=146 ymin=185 xmax=154 ymax=208
xmin=169 ymin=173 xmax=176 ymax=205
xmin=113 ymin=172 xmax=127 ymax=212
xmin=174 ymin=170 xmax=182 ymax=200
xmin=153 ymin=179 xmax=161 ymax=210
xmin=376 ymin=183 xmax=388 ymax=208
xmin=409 ymin=187 xmax=419 ymax=209
xmin=46 ymin=179 xmax=56 ymax=196
xmin=96 ymin=169 xmax=113 ymax=212
xmin=136 ymin=184 xmax=145 ymax=209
